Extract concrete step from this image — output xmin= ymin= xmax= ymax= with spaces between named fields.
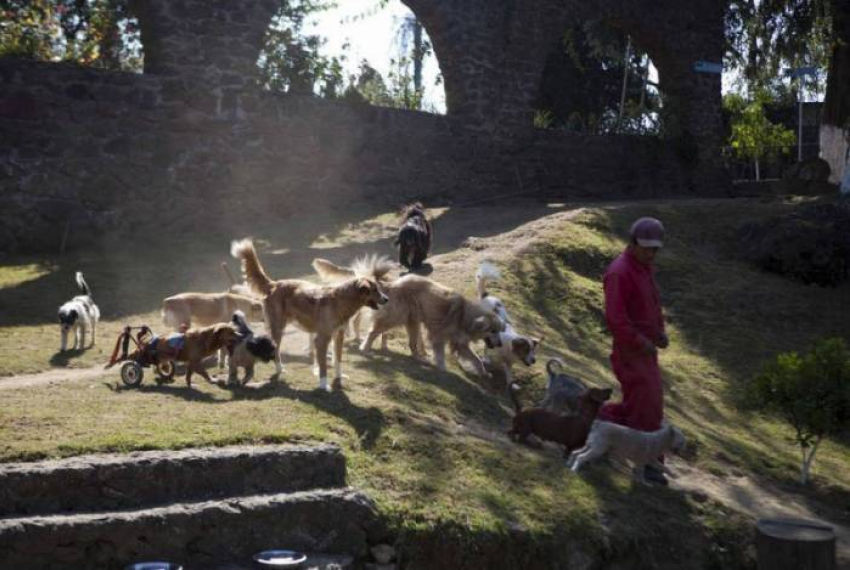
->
xmin=0 ymin=488 xmax=382 ymax=570
xmin=0 ymin=443 xmax=345 ymax=517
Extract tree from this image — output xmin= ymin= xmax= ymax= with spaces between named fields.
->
xmin=725 ymin=0 xmax=850 ymax=179
xmin=747 ymin=338 xmax=850 ymax=485
xmin=725 ymin=92 xmax=797 ymax=180
xmin=537 ymin=20 xmax=661 ymax=135
xmin=257 ymin=1 xmax=345 ymax=97
xmin=0 ymin=0 xmax=142 ymax=71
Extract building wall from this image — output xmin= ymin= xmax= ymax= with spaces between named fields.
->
xmin=0 ymin=0 xmax=728 ymax=254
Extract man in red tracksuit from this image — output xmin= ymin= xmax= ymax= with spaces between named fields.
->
xmin=597 ymin=217 xmax=670 ymax=484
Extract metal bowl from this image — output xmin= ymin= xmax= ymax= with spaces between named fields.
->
xmin=124 ymin=562 xmax=183 ymax=570
xmin=252 ymin=549 xmax=308 ymax=567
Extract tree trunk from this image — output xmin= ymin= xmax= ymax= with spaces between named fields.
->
xmin=800 ymin=439 xmax=821 ymax=485
xmin=820 ymin=0 xmax=850 ymax=183
xmin=755 ymin=158 xmax=760 ymax=181
xmin=756 ymin=518 xmax=835 ymax=570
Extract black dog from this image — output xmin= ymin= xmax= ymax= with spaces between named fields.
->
xmin=228 ymin=311 xmax=277 ymax=386
xmin=394 ymin=203 xmax=432 ymax=270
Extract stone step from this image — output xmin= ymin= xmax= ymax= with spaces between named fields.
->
xmin=0 ymin=444 xmax=345 ymax=517
xmin=0 ymin=488 xmax=382 ymax=570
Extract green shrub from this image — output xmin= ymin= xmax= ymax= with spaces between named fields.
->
xmin=747 ymin=338 xmax=850 ymax=484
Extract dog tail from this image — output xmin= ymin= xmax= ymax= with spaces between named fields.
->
xmin=312 ymin=258 xmax=355 ymax=282
xmin=351 ymin=253 xmax=395 ymax=282
xmin=75 ymin=271 xmax=91 ymax=298
xmin=475 ymin=261 xmax=500 ymax=299
xmin=231 ymin=309 xmax=253 ymax=337
xmin=231 ymin=239 xmax=273 ymax=297
xmin=509 ymin=382 xmax=523 ymax=413
xmin=546 ymin=358 xmax=564 ymax=378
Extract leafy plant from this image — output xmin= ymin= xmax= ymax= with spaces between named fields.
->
xmin=725 ymin=91 xmax=797 ymax=180
xmin=747 ymin=337 xmax=850 ymax=484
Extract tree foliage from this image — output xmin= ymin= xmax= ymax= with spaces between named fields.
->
xmin=746 ymin=337 xmax=850 ymax=484
xmin=537 ymin=20 xmax=661 ymax=135
xmin=257 ymin=0 xmax=345 ymax=97
xmin=0 ymin=0 xmax=142 ymax=71
xmin=725 ymin=91 xmax=796 ymax=179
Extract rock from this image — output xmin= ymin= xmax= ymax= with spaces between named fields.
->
xmin=738 ymin=202 xmax=850 ymax=286
xmin=370 ymin=543 xmax=396 ymax=564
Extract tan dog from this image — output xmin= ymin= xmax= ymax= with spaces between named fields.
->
xmin=231 ymin=239 xmax=389 ymax=391
xmin=360 ymin=274 xmax=505 ymax=376
xmin=162 ymin=292 xmax=264 ymax=367
xmin=162 ymin=323 xmax=242 ymax=387
xmin=312 ymin=255 xmax=396 ymax=347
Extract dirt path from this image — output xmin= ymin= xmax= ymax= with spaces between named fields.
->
xmin=670 ymin=458 xmax=850 ymax=565
xmin=0 ymin=328 xmax=313 ymax=391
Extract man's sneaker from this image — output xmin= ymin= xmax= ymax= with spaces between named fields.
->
xmin=644 ymin=464 xmax=668 ymax=486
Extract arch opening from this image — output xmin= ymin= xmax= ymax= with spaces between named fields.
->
xmin=0 ymin=0 xmax=143 ymax=72
xmin=257 ymin=0 xmax=446 ymax=114
xmin=536 ymin=19 xmax=662 ymax=136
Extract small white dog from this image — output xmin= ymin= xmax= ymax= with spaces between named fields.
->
xmin=475 ymin=262 xmax=540 ymax=387
xmin=568 ymin=420 xmax=686 ymax=485
xmin=58 ymin=271 xmax=100 ymax=351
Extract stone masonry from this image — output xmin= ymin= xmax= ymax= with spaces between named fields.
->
xmin=0 ymin=0 xmax=728 ymax=254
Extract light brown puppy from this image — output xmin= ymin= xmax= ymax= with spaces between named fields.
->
xmin=231 ymin=239 xmax=389 ymax=391
xmin=162 ymin=323 xmax=241 ymax=387
xmin=360 ymin=274 xmax=505 ymax=376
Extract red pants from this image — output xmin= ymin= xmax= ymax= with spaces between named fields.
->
xmin=597 ymin=347 xmax=663 ymax=432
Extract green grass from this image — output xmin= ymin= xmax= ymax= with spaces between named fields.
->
xmin=0 ymin=197 xmax=847 ymax=567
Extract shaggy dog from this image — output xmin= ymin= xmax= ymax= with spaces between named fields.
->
xmin=394 ymin=202 xmax=432 ymax=270
xmin=359 ymin=274 xmax=505 ymax=376
xmin=227 ymin=310 xmax=277 ymax=386
xmin=58 ymin=272 xmax=100 ymax=351
xmin=475 ymin=262 xmax=540 ymax=388
xmin=162 ymin=292 xmax=265 ymax=368
xmin=568 ymin=421 xmax=686 ymax=485
xmin=156 ymin=322 xmax=242 ymax=387
xmin=508 ymin=384 xmax=612 ymax=456
xmin=539 ymin=358 xmax=588 ymax=414
xmin=231 ymin=238 xmax=388 ymax=391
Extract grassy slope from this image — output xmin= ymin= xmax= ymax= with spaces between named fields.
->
xmin=0 ymin=198 xmax=847 ymax=568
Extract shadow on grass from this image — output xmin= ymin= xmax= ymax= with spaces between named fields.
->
xmin=49 ymin=348 xmax=89 ymax=367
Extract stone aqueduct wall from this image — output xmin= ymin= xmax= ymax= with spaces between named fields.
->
xmin=0 ymin=0 xmax=727 ymax=254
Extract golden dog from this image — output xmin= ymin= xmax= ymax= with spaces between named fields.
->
xmin=360 ymin=274 xmax=505 ymax=376
xmin=231 ymin=239 xmax=389 ymax=391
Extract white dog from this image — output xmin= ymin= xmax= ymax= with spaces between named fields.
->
xmin=58 ymin=272 xmax=100 ymax=351
xmin=475 ymin=262 xmax=540 ymax=387
xmin=568 ymin=420 xmax=686 ymax=485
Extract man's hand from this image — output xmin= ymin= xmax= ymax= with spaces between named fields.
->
xmin=640 ymin=336 xmax=658 ymax=355
xmin=656 ymin=332 xmax=669 ymax=349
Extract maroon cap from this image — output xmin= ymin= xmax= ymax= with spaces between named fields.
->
xmin=630 ymin=217 xmax=665 ymax=248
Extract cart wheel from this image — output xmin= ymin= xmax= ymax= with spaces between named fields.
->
xmin=155 ymin=361 xmax=175 ymax=384
xmin=120 ymin=361 xmax=144 ymax=387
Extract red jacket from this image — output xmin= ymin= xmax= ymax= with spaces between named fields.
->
xmin=603 ymin=248 xmax=665 ymax=352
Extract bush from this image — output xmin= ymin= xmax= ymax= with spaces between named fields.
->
xmin=747 ymin=338 xmax=850 ymax=484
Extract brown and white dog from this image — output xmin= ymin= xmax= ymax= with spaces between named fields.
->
xmin=359 ymin=274 xmax=505 ymax=376
xmin=475 ymin=262 xmax=541 ymax=389
xmin=162 ymin=292 xmax=265 ymax=367
xmin=231 ymin=239 xmax=389 ymax=391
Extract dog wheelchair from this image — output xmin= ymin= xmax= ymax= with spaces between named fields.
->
xmin=105 ymin=325 xmax=179 ymax=387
